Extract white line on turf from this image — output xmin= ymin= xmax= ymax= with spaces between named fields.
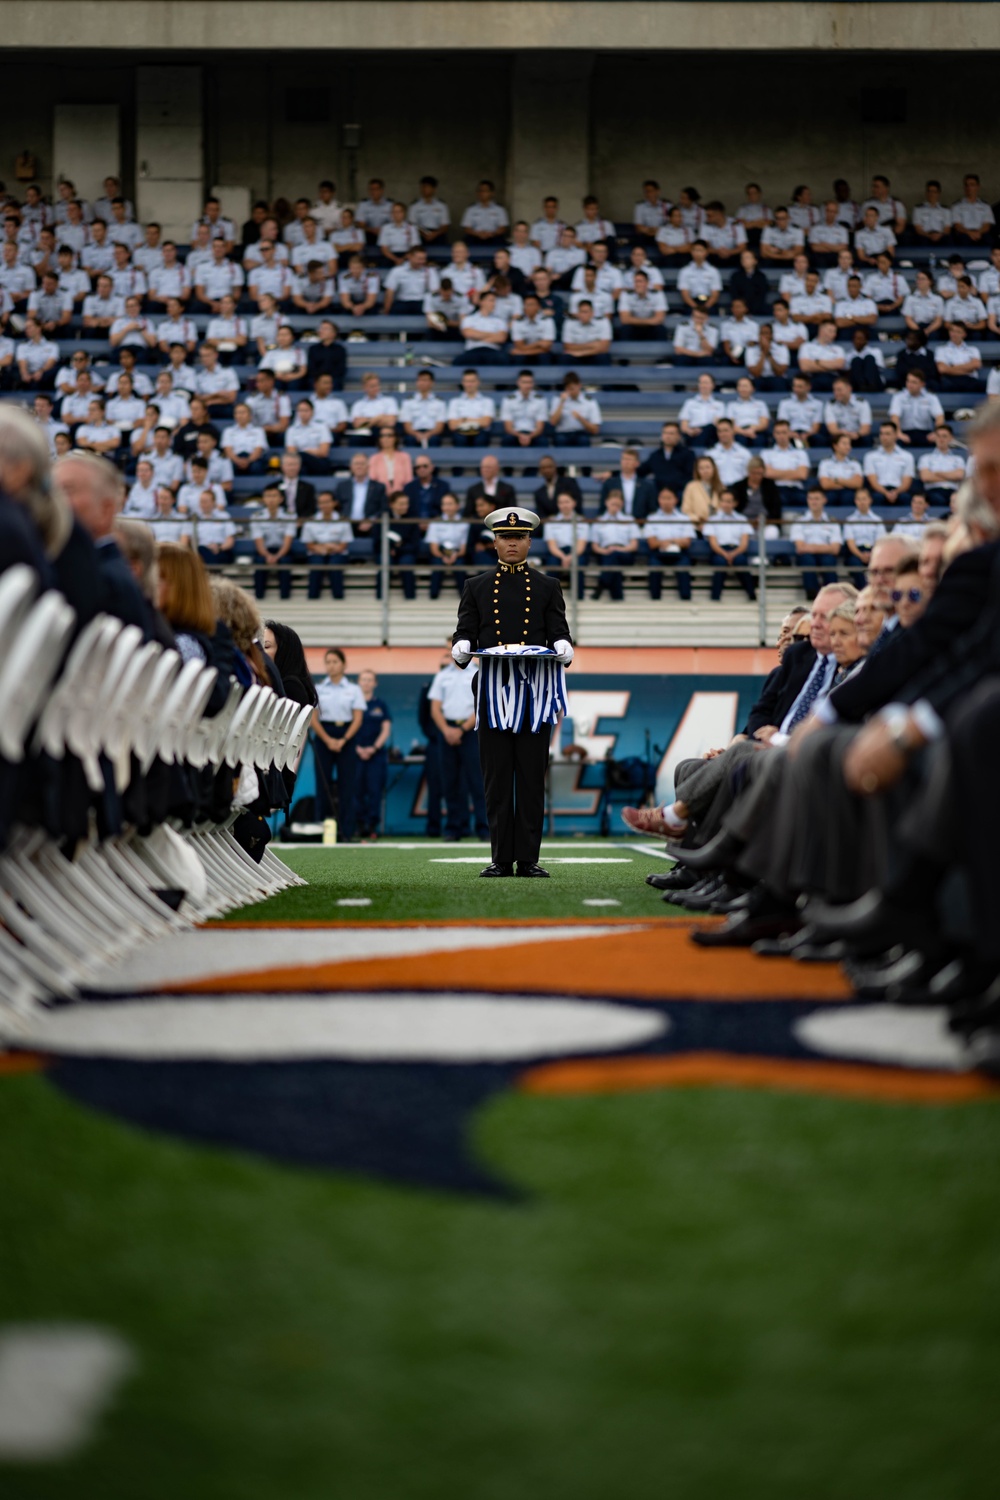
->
xmin=0 ymin=1325 xmax=134 ymax=1460
xmin=582 ymin=899 xmax=622 ymax=907
xmin=626 ymin=843 xmax=675 ymax=861
xmin=336 ymin=898 xmax=372 ymax=907
xmin=271 ymin=842 xmax=641 ymax=852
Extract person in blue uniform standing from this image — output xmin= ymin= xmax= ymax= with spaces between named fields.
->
xmin=354 ymin=667 xmax=392 ymax=841
xmin=310 ymin=647 xmax=365 ymax=841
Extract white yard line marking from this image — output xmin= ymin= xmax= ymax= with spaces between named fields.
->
xmin=0 ymin=1325 xmax=134 ymax=1461
xmin=582 ymin=899 xmax=622 ymax=907
xmin=19 ymin=995 xmax=669 ymax=1063
xmin=336 ymin=898 xmax=372 ymax=907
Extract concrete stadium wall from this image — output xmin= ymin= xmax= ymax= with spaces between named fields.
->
xmin=3 ymin=50 xmax=1000 ymax=227
xmin=4 ymin=2 xmax=1000 ymax=54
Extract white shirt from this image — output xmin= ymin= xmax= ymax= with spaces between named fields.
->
xmin=501 ymin=392 xmax=549 ymax=432
xmin=530 ymin=217 xmax=566 ymax=253
xmin=763 ymin=447 xmax=808 ymax=486
xmin=569 ymin=289 xmax=614 ymax=319
xmin=544 ymin=246 xmax=587 ymax=278
xmin=726 ymin=396 xmax=770 ymax=431
xmin=571 ymin=263 xmax=624 ymax=296
xmin=673 ymin=321 xmax=719 ymax=355
xmin=918 ymin=449 xmax=963 ymax=490
xmin=863 ymin=447 xmax=916 ymax=488
xmin=855 ymin=226 xmax=897 ymax=257
xmin=808 ymin=221 xmax=849 ymax=248
xmin=426 ymin=520 xmax=469 ymax=552
xmin=708 ymin=442 xmax=752 ymax=485
xmin=545 ymin=518 xmax=590 ymax=551
xmin=549 ymin=393 xmax=602 ymax=434
xmin=789 ymin=515 xmax=843 ymax=547
xmin=590 ymin=515 xmax=641 ymax=550
xmin=677 ymin=262 xmax=722 ymax=299
xmin=195 ymin=366 xmax=239 ymax=399
xmin=679 ymin=395 xmax=725 ymax=428
xmin=935 ymin=340 xmax=981 ymax=369
xmin=511 ymin=314 xmax=557 ymax=346
xmin=901 ymin=291 xmax=944 ymax=325
xmin=863 ymin=270 xmax=909 ymax=303
xmin=300 ymin=516 xmax=351 ymax=550
xmin=888 ymin=389 xmax=944 ymax=431
xmin=777 ymin=394 xmax=823 ymax=431
xmin=311 ymin=197 xmax=345 ymax=233
xmin=842 ymin=509 xmax=887 ymax=548
xmin=951 ymin=198 xmax=995 ymax=232
xmin=197 ymin=260 xmax=245 ymax=299
xmin=799 ymin=338 xmax=847 ymax=368
xmin=621 ymin=262 xmax=665 ymax=291
xmin=860 ymin=196 xmax=905 ymax=227
xmin=819 ymin=457 xmax=864 ymax=489
xmin=407 ymin=197 xmax=451 ymax=232
xmin=313 ymin=396 xmax=349 ymax=430
xmin=575 ymin=216 xmax=615 ymax=244
xmin=461 ymin=202 xmax=509 ymax=236
xmin=251 ymin=514 xmax=298 ymax=550
xmin=643 ymin=514 xmax=697 ymax=547
xmin=351 ymin=393 xmax=400 ymax=424
xmin=702 ymin=516 xmax=753 ymax=548
xmin=195 ymin=509 xmax=237 ymax=548
xmin=286 ymin=419 xmax=332 ymax=451
xmin=509 ymin=243 xmax=542 ymax=278
xmin=148 ymin=510 xmax=188 ymax=543
xmin=378 ymin=221 xmax=421 ymax=255
xmin=789 ymin=291 xmax=834 ymax=321
xmin=149 ymin=264 xmax=191 ymax=299
xmin=461 ymin=312 xmax=508 ymax=350
xmin=428 ymin=663 xmax=476 ymax=721
xmin=316 ymin=676 xmax=367 ymax=722
xmin=123 ymin=480 xmax=160 ymax=518
xmin=385 ymin=263 xmax=441 ymax=301
xmin=561 ymin=316 xmax=612 ymax=346
xmin=82 ymin=293 xmax=124 ymax=321
xmin=106 ymin=395 xmax=147 ymax=429
xmin=700 ymin=219 xmax=747 ymax=254
xmin=221 ymin=422 xmax=267 ymax=456
xmin=443 ymin=261 xmax=485 ymax=300
xmin=760 ymin=225 xmax=804 ymax=253
xmin=447 ymin=393 xmax=495 ymax=426
xmin=912 ymin=202 xmax=952 ymax=235
xmin=771 ymin=318 xmax=808 ymax=348
xmin=400 ymin=393 xmax=448 ymax=431
xmin=824 ymin=396 xmax=872 ymax=433
xmin=945 ymin=294 xmax=987 ymax=325
xmin=17 ymin=337 xmax=59 ymax=372
xmin=719 ymin=315 xmax=760 ymax=348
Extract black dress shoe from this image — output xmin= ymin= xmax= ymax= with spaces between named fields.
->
xmin=803 ymin=890 xmax=927 ymax=953
xmin=669 ymin=828 xmax=746 ymax=873
xmin=670 ymin=873 xmax=726 ymax=909
xmin=516 ymin=863 xmax=550 ymax=877
xmin=692 ymin=908 xmax=801 ymax=948
xmin=646 ymin=867 xmax=698 ymax=891
xmin=480 ymin=862 xmax=514 ymax=877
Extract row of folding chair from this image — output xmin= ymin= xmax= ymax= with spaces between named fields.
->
xmin=0 ymin=563 xmax=313 ymax=1033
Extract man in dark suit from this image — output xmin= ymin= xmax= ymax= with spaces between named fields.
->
xmin=728 ymin=250 xmax=771 ymax=315
xmin=333 ymin=452 xmax=387 ymax=538
xmin=731 ymin=463 xmax=782 ymax=523
xmin=405 ymin=456 xmax=450 ymax=519
xmin=462 ymin=453 xmax=515 ymax=519
xmin=278 ymin=452 xmax=317 ymax=520
xmin=305 ymin=319 xmax=347 ymax=390
xmin=599 ymin=447 xmax=657 ymax=519
xmin=638 ymin=421 xmax=695 ymax=495
xmin=533 ymin=453 xmax=583 ymax=518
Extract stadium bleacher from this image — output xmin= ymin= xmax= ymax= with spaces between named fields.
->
xmin=2 ymin=174 xmax=994 ymax=640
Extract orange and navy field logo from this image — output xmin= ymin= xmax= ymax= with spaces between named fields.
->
xmin=6 ymin=920 xmax=997 ymax=1195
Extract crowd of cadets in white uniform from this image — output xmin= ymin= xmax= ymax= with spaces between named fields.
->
xmin=0 ymin=170 xmax=992 ymax=600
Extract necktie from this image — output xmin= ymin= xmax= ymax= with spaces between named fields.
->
xmin=786 ymin=656 xmax=830 ymax=730
xmin=866 ymin=624 xmax=894 ymax=658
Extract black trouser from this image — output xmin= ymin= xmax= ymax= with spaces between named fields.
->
xmin=312 ymin=722 xmax=357 ymax=840
xmin=477 ymin=714 xmax=551 ymax=867
xmin=440 ymin=721 xmax=489 ymax=839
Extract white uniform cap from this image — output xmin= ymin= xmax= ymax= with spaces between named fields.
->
xmin=486 ymin=506 xmax=540 ymax=534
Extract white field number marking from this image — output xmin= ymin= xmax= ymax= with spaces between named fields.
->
xmin=0 ymin=1325 xmax=134 ymax=1460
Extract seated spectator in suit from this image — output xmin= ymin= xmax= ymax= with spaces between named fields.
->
xmin=643 ymin=487 xmax=696 ymax=600
xmin=405 ymin=455 xmax=449 ymax=520
xmin=278 ymin=451 xmax=316 ymax=519
xmin=729 ymin=249 xmax=770 ymax=315
xmin=333 ymin=452 xmax=386 ymax=537
xmin=639 ymin=421 xmax=694 ymax=493
xmin=533 ymin=454 xmax=582 ymax=518
xmin=463 ymin=453 xmax=515 ymax=518
xmin=599 ymin=447 xmax=655 ymax=518
xmin=543 ymin=490 xmax=589 ymax=600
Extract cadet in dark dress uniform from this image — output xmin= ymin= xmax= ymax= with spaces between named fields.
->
xmin=452 ymin=507 xmax=574 ymax=877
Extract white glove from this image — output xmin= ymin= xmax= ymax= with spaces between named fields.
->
xmin=552 ymin=639 xmax=574 ymax=666
xmin=452 ymin=639 xmax=473 ymax=667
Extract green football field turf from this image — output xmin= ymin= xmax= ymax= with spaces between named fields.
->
xmin=1 ymin=843 xmax=998 ymax=1497
xmin=227 ymin=840 xmax=684 ymax=921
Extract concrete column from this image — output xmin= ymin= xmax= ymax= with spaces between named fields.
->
xmin=508 ymin=55 xmax=595 ymax=226
xmin=135 ymin=65 xmax=203 ymax=241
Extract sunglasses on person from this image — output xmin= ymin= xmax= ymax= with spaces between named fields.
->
xmin=891 ymin=587 xmax=923 ymax=604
